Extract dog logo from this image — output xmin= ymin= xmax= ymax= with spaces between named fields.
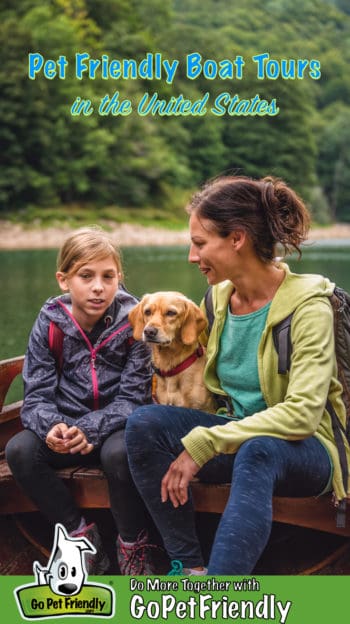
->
xmin=33 ymin=524 xmax=95 ymax=596
xmin=14 ymin=523 xmax=115 ymax=620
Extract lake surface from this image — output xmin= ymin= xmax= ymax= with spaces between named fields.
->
xmin=1 ymin=241 xmax=350 ymax=361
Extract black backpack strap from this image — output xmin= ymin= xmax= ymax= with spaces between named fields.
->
xmin=326 ymin=398 xmax=348 ymax=527
xmin=204 ymin=286 xmax=214 ymax=332
xmin=274 ymin=308 xmax=349 ymax=525
xmin=272 ymin=313 xmax=293 ymax=374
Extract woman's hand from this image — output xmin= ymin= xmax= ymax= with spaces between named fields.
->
xmin=46 ymin=424 xmax=94 ymax=455
xmin=161 ymin=450 xmax=200 ymax=508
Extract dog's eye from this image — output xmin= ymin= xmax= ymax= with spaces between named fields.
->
xmin=144 ymin=309 xmax=152 ymax=316
xmin=165 ymin=310 xmax=177 ymax=317
xmin=71 ymin=566 xmax=77 ymax=577
xmin=58 ymin=563 xmax=68 ymax=580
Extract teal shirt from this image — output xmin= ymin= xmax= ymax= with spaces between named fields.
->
xmin=216 ymin=302 xmax=271 ymax=419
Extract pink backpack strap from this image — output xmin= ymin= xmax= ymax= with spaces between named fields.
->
xmin=48 ymin=321 xmax=64 ymax=373
xmin=48 ymin=321 xmax=133 ymax=375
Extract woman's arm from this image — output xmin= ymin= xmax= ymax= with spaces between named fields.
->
xmin=182 ymin=298 xmax=337 ymax=467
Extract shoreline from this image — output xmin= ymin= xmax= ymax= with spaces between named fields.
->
xmin=1 ymin=221 xmax=350 ymax=249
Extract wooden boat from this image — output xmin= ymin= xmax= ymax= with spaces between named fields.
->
xmin=1 ymin=355 xmax=350 ymax=574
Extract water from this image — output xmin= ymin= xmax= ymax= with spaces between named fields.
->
xmin=1 ymin=241 xmax=350 ymax=362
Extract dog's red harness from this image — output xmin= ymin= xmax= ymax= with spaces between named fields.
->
xmin=151 ymin=345 xmax=204 ymax=403
xmin=152 ymin=345 xmax=204 ymax=378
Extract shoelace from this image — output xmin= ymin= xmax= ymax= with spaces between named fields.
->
xmin=167 ymin=559 xmax=184 ymax=575
xmin=119 ymin=533 xmax=161 ymax=575
xmin=119 ymin=540 xmax=146 ymax=575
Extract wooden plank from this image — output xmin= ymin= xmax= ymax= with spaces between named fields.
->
xmin=0 ymin=411 xmax=23 ymax=452
xmin=70 ymin=466 xmax=110 ymax=508
xmin=190 ymin=481 xmax=350 ymax=538
xmin=73 ymin=466 xmax=107 ymax=480
xmin=0 ymin=462 xmax=110 ymax=514
xmin=0 ymin=356 xmax=24 ymax=411
xmin=272 ymin=495 xmax=350 ymax=537
xmin=0 ymin=402 xmax=23 ymax=425
xmin=0 ymin=354 xmax=24 ymax=453
xmin=1 ymin=457 xmax=350 ymax=537
xmin=191 ymin=482 xmax=229 ymax=513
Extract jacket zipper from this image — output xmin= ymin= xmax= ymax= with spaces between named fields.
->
xmin=57 ymin=300 xmax=131 ymax=411
xmin=90 ymin=322 xmax=130 ymax=410
xmin=90 ymin=349 xmax=99 ymax=410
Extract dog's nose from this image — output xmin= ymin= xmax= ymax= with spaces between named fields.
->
xmin=144 ymin=326 xmax=158 ymax=339
xmin=58 ymin=583 xmax=78 ymax=595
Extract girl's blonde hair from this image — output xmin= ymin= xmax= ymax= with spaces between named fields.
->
xmin=57 ymin=226 xmax=123 ymax=279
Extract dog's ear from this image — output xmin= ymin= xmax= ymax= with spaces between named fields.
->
xmin=128 ymin=300 xmax=147 ymax=340
xmin=181 ymin=301 xmax=208 ymax=345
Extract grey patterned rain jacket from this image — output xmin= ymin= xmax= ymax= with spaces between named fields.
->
xmin=21 ymin=287 xmax=152 ymax=448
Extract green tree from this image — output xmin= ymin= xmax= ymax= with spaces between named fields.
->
xmin=1 ymin=0 xmax=350 ymax=217
xmin=318 ymin=105 xmax=350 ymax=221
xmin=0 ymin=2 xmax=109 ymax=209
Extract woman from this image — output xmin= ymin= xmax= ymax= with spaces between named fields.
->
xmin=6 ymin=226 xmax=164 ymax=575
xmin=126 ymin=175 xmax=350 ymax=575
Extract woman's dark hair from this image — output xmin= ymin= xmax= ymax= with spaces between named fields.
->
xmin=187 ymin=175 xmax=310 ymax=261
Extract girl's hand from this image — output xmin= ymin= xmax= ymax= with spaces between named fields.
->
xmin=62 ymin=426 xmax=94 ymax=455
xmin=161 ymin=450 xmax=200 ymax=508
xmin=46 ymin=424 xmax=93 ymax=455
xmin=46 ymin=423 xmax=70 ymax=453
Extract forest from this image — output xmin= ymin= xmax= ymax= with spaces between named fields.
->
xmin=1 ymin=0 xmax=349 ymax=223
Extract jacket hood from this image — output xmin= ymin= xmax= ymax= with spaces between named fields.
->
xmin=269 ymin=262 xmax=335 ymax=324
xmin=213 ymin=262 xmax=335 ymax=327
xmin=41 ymin=285 xmax=138 ymax=337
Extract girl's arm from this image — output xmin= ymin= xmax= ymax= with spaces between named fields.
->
xmin=21 ymin=314 xmax=76 ymax=439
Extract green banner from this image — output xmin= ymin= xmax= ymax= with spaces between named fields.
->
xmin=1 ymin=574 xmax=348 ymax=623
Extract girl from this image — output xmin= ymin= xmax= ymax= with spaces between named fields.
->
xmin=6 ymin=226 xmax=163 ymax=575
xmin=126 ymin=175 xmax=350 ymax=575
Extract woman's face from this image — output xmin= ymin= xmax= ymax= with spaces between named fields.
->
xmin=188 ymin=212 xmax=236 ymax=284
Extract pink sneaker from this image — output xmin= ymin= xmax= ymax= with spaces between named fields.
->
xmin=117 ymin=530 xmax=169 ymax=575
xmin=74 ymin=522 xmax=110 ymax=575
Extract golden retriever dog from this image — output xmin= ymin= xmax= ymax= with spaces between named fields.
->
xmin=129 ymin=292 xmax=216 ymax=413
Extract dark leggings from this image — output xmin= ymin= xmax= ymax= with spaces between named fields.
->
xmin=125 ymin=405 xmax=332 ymax=574
xmin=6 ymin=428 xmax=151 ymax=541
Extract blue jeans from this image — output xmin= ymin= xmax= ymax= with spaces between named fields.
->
xmin=125 ymin=405 xmax=332 ymax=575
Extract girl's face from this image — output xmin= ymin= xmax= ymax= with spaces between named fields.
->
xmin=188 ymin=213 xmax=238 ymax=284
xmin=56 ymin=255 xmax=120 ymax=331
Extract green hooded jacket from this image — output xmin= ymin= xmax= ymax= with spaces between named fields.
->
xmin=182 ymin=263 xmax=350 ymax=502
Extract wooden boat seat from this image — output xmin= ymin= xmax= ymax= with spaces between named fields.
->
xmin=1 ymin=356 xmax=350 ymax=538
